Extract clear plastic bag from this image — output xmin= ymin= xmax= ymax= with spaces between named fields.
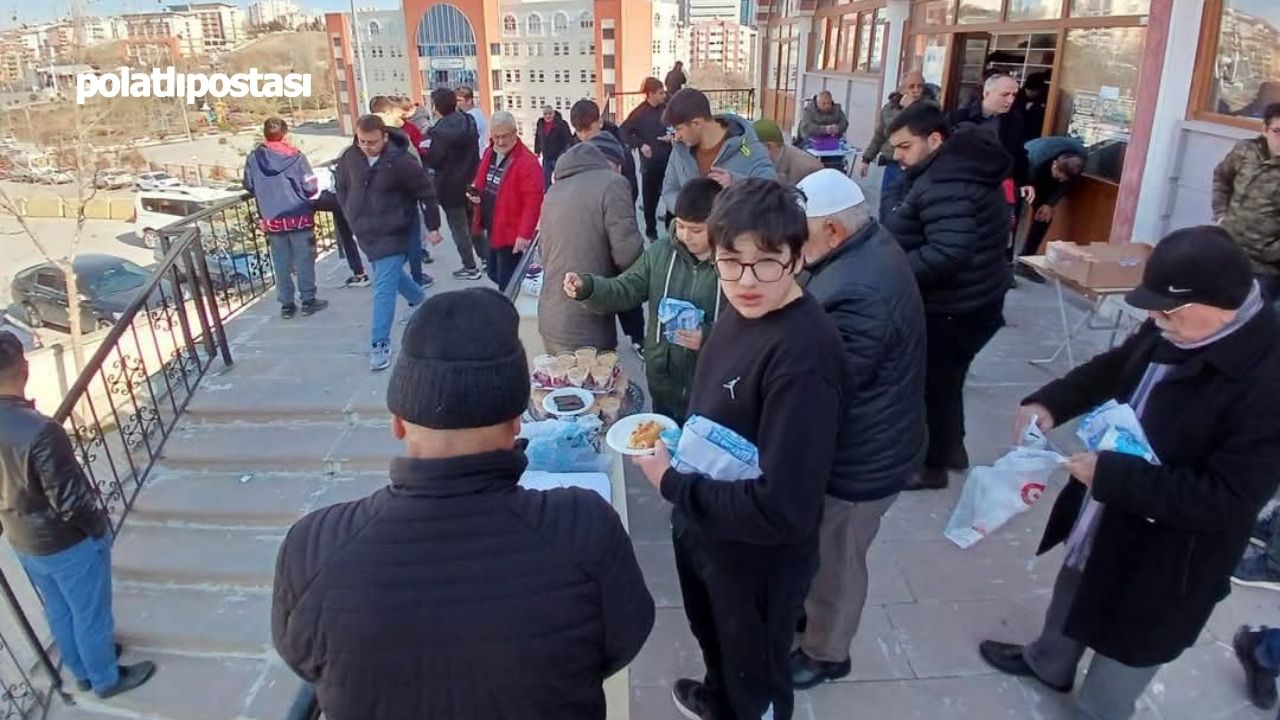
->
xmin=521 ymin=417 xmax=611 ymax=473
xmin=944 ymin=446 xmax=1066 ymax=549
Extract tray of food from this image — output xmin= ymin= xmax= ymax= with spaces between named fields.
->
xmin=531 ymin=348 xmax=620 ymax=394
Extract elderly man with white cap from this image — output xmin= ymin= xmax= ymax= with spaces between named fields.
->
xmin=789 ymin=169 xmax=928 ymax=689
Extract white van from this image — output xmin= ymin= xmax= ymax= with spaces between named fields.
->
xmin=134 ymin=187 xmax=240 ymax=249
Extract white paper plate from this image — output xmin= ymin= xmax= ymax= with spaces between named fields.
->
xmin=606 ymin=413 xmax=678 ymax=456
xmin=542 ymin=387 xmax=595 ymax=417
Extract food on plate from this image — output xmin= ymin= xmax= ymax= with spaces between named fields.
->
xmin=628 ymin=420 xmax=664 ymax=450
xmin=588 ymin=364 xmax=614 ymax=390
xmin=547 ymin=364 xmax=570 ymax=387
xmin=597 ymin=351 xmax=618 ymax=370
xmin=597 ymin=396 xmax=621 ymax=424
xmin=574 ymin=347 xmax=598 ymax=366
xmin=567 ymin=367 xmax=590 ymax=388
xmin=553 ymin=394 xmax=588 ymax=413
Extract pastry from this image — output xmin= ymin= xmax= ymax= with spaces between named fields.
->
xmin=567 ymin=367 xmax=590 ymax=387
xmin=597 ymin=351 xmax=618 ymax=370
xmin=574 ymin=347 xmax=598 ymax=366
xmin=628 ymin=420 xmax=663 ymax=451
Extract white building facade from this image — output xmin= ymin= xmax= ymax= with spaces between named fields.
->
xmin=498 ymin=0 xmax=600 ymax=142
xmin=689 ymin=18 xmax=756 ymax=77
xmin=688 ymin=0 xmax=740 ymax=22
xmin=248 ymin=0 xmax=306 ymax=29
xmin=356 ymin=11 xmax=412 ymax=101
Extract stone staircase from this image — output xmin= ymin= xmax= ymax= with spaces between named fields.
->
xmin=44 ymin=257 xmax=443 ymax=720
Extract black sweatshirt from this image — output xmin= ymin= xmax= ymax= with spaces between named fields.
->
xmin=660 ymin=293 xmax=848 ymax=556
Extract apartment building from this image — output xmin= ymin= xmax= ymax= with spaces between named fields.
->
xmin=688 ymin=0 xmax=740 ymax=22
xmin=248 ymin=0 xmax=307 ymax=29
xmin=327 ymin=10 xmax=414 ymax=136
xmin=167 ymin=3 xmax=246 ymax=54
xmin=122 ymin=11 xmax=205 ymax=61
xmin=689 ymin=18 xmax=756 ymax=77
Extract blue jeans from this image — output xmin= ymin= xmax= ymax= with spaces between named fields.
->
xmin=543 ymin=157 xmax=557 ymax=189
xmin=269 ymin=230 xmax=317 ymax=307
xmin=370 ymin=253 xmax=425 ymax=347
xmin=1257 ymin=628 xmax=1280 ymax=670
xmin=17 ymin=535 xmax=118 ymax=691
xmin=879 ymin=162 xmax=904 ymax=221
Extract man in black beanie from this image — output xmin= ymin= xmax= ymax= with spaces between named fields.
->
xmin=271 ymin=288 xmax=655 ymax=720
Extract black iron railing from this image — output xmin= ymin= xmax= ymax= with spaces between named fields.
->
xmin=0 ymin=181 xmax=341 ymax=718
xmin=605 ymin=87 xmax=757 ymax=125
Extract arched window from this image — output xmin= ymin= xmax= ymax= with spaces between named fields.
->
xmin=579 ymin=11 xmax=593 ymax=30
xmin=553 ymin=12 xmax=568 ymax=34
xmin=653 ymin=13 xmax=660 ymax=28
xmin=502 ymin=13 xmax=517 ymax=35
xmin=526 ymin=13 xmax=543 ymax=35
xmin=368 ymin=20 xmax=380 ymax=36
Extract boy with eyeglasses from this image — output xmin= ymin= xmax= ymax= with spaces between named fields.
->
xmin=633 ymin=178 xmax=850 ymax=720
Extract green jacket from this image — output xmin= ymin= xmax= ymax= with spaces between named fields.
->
xmin=1214 ymin=136 xmax=1280 ymax=275
xmin=575 ymin=238 xmax=723 ymax=422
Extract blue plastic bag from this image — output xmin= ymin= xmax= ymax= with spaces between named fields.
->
xmin=658 ymin=298 xmax=705 ymax=344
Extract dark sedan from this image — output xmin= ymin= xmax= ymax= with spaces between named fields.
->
xmin=10 ymin=254 xmax=154 ymax=332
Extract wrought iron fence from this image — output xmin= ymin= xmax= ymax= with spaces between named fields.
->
xmin=605 ymin=87 xmax=757 ymax=125
xmin=0 ymin=183 xmax=341 ymax=718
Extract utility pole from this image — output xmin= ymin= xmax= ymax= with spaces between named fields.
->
xmin=348 ymin=2 xmax=369 ymax=114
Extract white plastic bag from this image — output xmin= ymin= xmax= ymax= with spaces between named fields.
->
xmin=670 ymin=415 xmax=762 ymax=482
xmin=944 ymin=446 xmax=1066 ymax=549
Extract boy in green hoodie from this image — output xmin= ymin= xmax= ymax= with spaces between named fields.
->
xmin=562 ymin=178 xmax=724 ymax=423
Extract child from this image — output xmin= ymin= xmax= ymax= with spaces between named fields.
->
xmin=562 ymin=178 xmax=724 ymax=423
xmin=632 ymin=178 xmax=850 ymax=720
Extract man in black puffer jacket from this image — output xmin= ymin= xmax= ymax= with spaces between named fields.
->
xmin=424 ymin=87 xmax=484 ymax=281
xmin=882 ymin=103 xmax=1011 ymax=491
xmin=272 ymin=288 xmax=655 ymax=720
xmin=789 ymin=169 xmax=927 ymax=690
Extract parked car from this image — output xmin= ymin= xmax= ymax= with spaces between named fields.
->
xmin=96 ymin=168 xmax=136 ymax=189
xmin=136 ymin=171 xmax=180 ymax=191
xmin=35 ymin=168 xmax=74 ymax=184
xmin=0 ymin=313 xmax=42 ymax=350
xmin=10 ymin=255 xmax=155 ymax=332
xmin=135 ymin=187 xmax=241 ymax=249
xmin=8 ymin=167 xmax=37 ymax=183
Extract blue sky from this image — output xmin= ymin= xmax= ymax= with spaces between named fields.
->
xmin=4 ymin=0 xmax=397 ymax=28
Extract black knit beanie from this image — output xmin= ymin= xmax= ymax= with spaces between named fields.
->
xmin=387 ymin=288 xmax=530 ymax=429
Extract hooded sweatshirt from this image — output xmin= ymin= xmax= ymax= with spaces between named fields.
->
xmin=334 ymin=128 xmax=441 ymax=262
xmin=881 ymin=127 xmax=1013 ymax=315
xmin=243 ymin=140 xmax=318 ymax=234
xmin=660 ymin=114 xmax=775 ymax=215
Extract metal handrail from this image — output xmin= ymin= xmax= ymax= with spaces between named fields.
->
xmin=285 ymin=683 xmax=321 ymax=720
xmin=606 ymin=87 xmax=758 ymax=124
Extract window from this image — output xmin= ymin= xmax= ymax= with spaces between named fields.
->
xmin=490 ymin=42 xmax=501 ymax=56
xmin=368 ymin=20 xmax=380 ymax=36
xmin=603 ymin=55 xmax=615 ymax=70
xmin=515 ymin=69 xmax=522 ymax=82
xmin=957 ymin=0 xmax=1002 ymax=23
xmin=590 ymin=70 xmax=597 ymax=83
xmin=653 ymin=40 xmax=661 ymax=53
xmin=553 ymin=12 xmax=569 ymax=34
xmin=654 ymin=13 xmax=661 ymax=28
xmin=505 ymin=70 xmax=512 ymax=83
xmin=1194 ymin=0 xmax=1279 ymax=123
xmin=580 ymin=11 xmax=594 ymax=30
xmin=602 ymin=27 xmax=614 ymax=40
xmin=580 ymin=69 xmax=588 ymax=83
xmin=332 ymin=35 xmax=342 ymax=48
xmin=1069 ymin=0 xmax=1149 ymax=16
xmin=526 ymin=13 xmax=543 ymax=35
xmin=35 ymin=270 xmax=65 ymax=293
xmin=1055 ymin=26 xmax=1145 ymax=182
xmin=1008 ymin=0 xmax=1063 ymax=20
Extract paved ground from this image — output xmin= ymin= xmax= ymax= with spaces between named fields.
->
xmin=31 ymin=237 xmax=1280 ymax=720
xmin=138 ymin=122 xmax=352 ymax=169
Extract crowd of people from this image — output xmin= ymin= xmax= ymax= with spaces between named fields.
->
xmin=0 ymin=68 xmax=1279 ymax=720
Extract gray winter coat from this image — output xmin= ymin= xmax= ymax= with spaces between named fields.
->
xmin=538 ymin=143 xmax=645 ymax=351
xmin=660 ymin=114 xmax=775 ymax=215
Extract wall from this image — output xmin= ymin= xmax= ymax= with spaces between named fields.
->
xmin=800 ymin=71 xmax=881 ymax=155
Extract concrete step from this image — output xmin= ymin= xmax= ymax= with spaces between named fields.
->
xmin=159 ymin=422 xmax=348 ymax=472
xmin=113 ymin=522 xmax=283 ymax=588
xmin=184 ymin=352 xmax=386 ymax=422
xmin=43 ymin=649 xmax=300 ymax=720
xmin=114 ymin=583 xmax=271 ymax=655
xmin=132 ymin=469 xmax=386 ymax=527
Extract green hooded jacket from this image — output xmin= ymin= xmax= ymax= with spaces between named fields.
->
xmin=574 ymin=237 xmax=723 ymax=422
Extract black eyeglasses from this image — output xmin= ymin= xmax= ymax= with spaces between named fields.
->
xmin=714 ymin=258 xmax=792 ymax=283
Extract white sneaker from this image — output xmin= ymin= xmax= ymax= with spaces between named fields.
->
xmin=369 ymin=343 xmax=391 ymax=371
xmin=401 ymin=304 xmax=419 ymax=325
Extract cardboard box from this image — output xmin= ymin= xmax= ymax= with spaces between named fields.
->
xmin=1046 ymin=241 xmax=1150 ymax=290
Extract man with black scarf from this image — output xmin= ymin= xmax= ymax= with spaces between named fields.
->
xmin=979 ymin=227 xmax=1280 ymax=720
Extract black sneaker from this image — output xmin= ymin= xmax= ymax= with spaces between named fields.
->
xmin=344 ymin=274 xmax=370 ymax=288
xmin=281 ymin=304 xmax=297 ymax=320
xmin=671 ymin=679 xmax=711 ymax=720
xmin=423 ymin=252 xmax=435 ymax=264
xmin=452 ymin=267 xmax=483 ymax=281
xmin=1235 ymin=626 xmax=1280 ymax=709
xmin=418 ymin=275 xmax=435 ymax=290
xmin=1233 ymin=551 xmax=1280 ymax=591
xmin=1015 ymin=263 xmax=1047 ymax=284
xmin=946 ymin=446 xmax=971 ymax=472
xmin=979 ymin=640 xmax=1072 ymax=693
xmin=95 ymin=661 xmax=156 ymax=699
xmin=300 ymin=299 xmax=329 ymax=316
xmin=76 ymin=643 xmax=123 ymax=691
xmin=904 ymin=467 xmax=949 ymax=491
xmin=790 ymin=649 xmax=851 ymax=690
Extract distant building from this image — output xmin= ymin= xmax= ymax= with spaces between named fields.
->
xmin=739 ymin=0 xmax=756 ymax=26
xmin=248 ymin=0 xmax=306 ymax=29
xmin=689 ymin=19 xmax=756 ymax=78
xmin=166 ymin=3 xmax=246 ymax=54
xmin=688 ymin=0 xmax=740 ymax=23
xmin=122 ymin=11 xmax=205 ymax=61
xmin=326 ymin=10 xmax=412 ymax=136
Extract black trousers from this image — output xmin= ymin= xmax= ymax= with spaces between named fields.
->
xmin=674 ymin=524 xmax=814 ymax=720
xmin=332 ymin=210 xmax=364 ymax=275
xmin=924 ymin=302 xmax=1005 ymax=469
xmin=1257 ymin=273 xmax=1280 ymax=303
xmin=618 ymin=306 xmax=645 ymax=347
xmin=487 ymin=245 xmax=522 ymax=293
xmin=641 ymin=162 xmax=667 ymax=238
